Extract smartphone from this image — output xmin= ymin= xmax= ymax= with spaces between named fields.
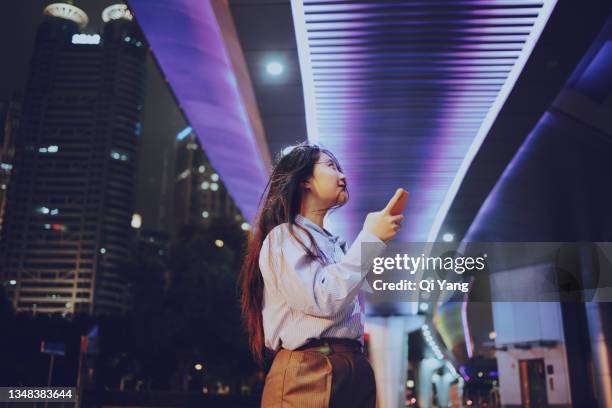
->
xmin=389 ymin=189 xmax=409 ymax=216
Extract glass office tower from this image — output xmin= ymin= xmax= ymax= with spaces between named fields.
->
xmin=0 ymin=3 xmax=146 ymax=317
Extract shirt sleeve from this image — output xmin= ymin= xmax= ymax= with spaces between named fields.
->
xmin=259 ymin=224 xmax=387 ymax=318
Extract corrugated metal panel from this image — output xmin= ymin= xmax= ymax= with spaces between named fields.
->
xmin=292 ymin=0 xmax=557 ymax=242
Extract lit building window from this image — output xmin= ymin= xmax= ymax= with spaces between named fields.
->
xmin=201 ymin=211 xmax=209 ymax=218
xmin=36 ymin=207 xmax=60 ymax=215
xmin=186 ymin=142 xmax=198 ymax=151
xmin=198 ymin=165 xmax=205 ymax=174
xmin=100 ymin=248 xmax=107 ymax=254
xmin=71 ymin=33 xmax=101 ymax=45
xmin=201 ymin=181 xmax=210 ymax=190
xmin=110 ymin=150 xmax=129 ymax=161
xmin=178 ymin=169 xmax=190 ymax=180
xmin=214 ymin=239 xmax=224 ymax=248
xmin=210 ymin=173 xmax=219 ymax=181
xmin=176 ymin=126 xmax=192 ymax=141
xmin=0 ymin=162 xmax=12 ymax=171
xmin=39 ymin=145 xmax=59 ymax=153
xmin=131 ymin=213 xmax=142 ymax=228
xmin=210 ymin=183 xmax=219 ymax=191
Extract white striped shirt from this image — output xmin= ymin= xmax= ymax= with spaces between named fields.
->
xmin=259 ymin=214 xmax=385 ymax=351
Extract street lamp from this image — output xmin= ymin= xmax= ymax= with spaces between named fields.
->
xmin=266 ymin=61 xmax=284 ymax=76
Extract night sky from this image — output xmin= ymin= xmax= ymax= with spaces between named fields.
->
xmin=1 ymin=1 xmax=187 ymax=233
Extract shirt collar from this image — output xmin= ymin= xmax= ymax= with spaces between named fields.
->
xmin=295 ymin=214 xmax=343 ymax=246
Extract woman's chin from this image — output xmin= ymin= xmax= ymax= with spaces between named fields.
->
xmin=336 ymin=192 xmax=348 ymax=205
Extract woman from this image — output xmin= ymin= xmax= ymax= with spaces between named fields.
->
xmin=240 ymin=142 xmax=405 ymax=407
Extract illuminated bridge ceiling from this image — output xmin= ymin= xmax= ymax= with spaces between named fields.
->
xmin=129 ymin=0 xmax=610 ymax=322
xmin=128 ymin=0 xmax=272 ymax=222
xmin=290 ymin=0 xmax=557 ymax=242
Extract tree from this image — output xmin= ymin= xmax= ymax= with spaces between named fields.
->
xmin=114 ymin=215 xmax=256 ymax=391
xmin=164 ymin=217 xmax=255 ymax=390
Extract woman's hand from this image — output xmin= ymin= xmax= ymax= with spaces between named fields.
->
xmin=363 ymin=189 xmax=408 ymax=241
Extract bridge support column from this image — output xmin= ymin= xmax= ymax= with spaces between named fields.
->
xmin=434 ymin=369 xmax=456 ymax=408
xmin=366 ymin=315 xmax=423 ymax=408
xmin=418 ymin=357 xmax=443 ymax=407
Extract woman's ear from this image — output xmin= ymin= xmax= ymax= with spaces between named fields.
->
xmin=301 ymin=178 xmax=312 ymax=191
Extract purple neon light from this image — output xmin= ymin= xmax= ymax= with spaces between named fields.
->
xmin=307 ymin=26 xmax=534 ymax=38
xmin=305 ymin=18 xmax=538 ymax=30
xmin=302 ymin=2 xmax=545 ymax=14
xmin=292 ymin=0 xmax=556 ymax=245
xmin=309 ymin=34 xmax=530 ymax=43
xmin=128 ymin=0 xmax=269 ymax=222
xmin=459 ymin=365 xmax=471 ymax=381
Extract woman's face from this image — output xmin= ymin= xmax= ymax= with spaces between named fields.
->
xmin=303 ymin=152 xmax=348 ymax=207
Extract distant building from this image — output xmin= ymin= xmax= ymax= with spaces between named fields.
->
xmin=0 ymin=97 xmax=22 ymax=233
xmin=135 ymin=228 xmax=171 ymax=292
xmin=0 ymin=3 xmax=146 ymax=317
xmin=172 ymin=128 xmax=245 ymax=240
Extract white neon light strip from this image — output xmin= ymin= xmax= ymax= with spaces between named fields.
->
xmin=291 ymin=0 xmax=320 ymax=143
xmin=462 ymin=299 xmax=474 ymax=358
xmin=426 ymin=0 xmax=557 ymax=242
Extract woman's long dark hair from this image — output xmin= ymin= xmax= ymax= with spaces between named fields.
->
xmin=239 ymin=142 xmax=348 ymax=366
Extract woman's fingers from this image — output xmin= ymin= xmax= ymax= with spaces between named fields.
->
xmin=382 ymin=188 xmax=405 ymax=214
xmin=364 ymin=211 xmax=406 ymax=241
xmin=389 ymin=214 xmax=405 ymax=225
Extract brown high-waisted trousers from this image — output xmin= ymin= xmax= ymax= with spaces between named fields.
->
xmin=261 ymin=338 xmax=377 ymax=408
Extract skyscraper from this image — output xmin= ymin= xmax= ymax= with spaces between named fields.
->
xmin=0 ymin=96 xmax=22 ymax=233
xmin=0 ymin=3 xmax=146 ymax=317
xmin=173 ymin=128 xmax=245 ymax=240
